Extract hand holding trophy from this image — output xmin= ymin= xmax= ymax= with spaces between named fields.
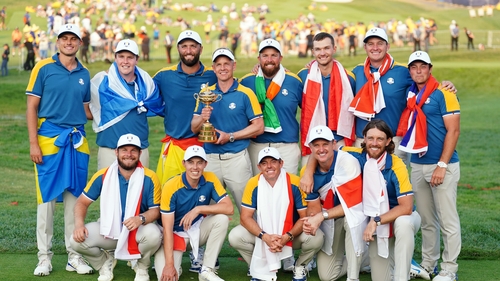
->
xmin=194 ymin=83 xmax=222 ymax=143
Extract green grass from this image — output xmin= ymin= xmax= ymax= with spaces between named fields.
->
xmin=1 ymin=0 xmax=500 ymax=280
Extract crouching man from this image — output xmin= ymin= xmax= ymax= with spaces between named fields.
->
xmin=229 ymin=147 xmax=323 ymax=281
xmin=154 ymin=145 xmax=234 ymax=281
xmin=70 ymin=133 xmax=162 ymax=281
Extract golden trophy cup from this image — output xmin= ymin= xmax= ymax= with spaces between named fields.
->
xmin=194 ymin=84 xmax=222 ymax=143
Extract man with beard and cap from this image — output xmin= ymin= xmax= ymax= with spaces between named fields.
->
xmin=343 ymin=119 xmax=423 ymax=281
xmin=154 ymin=145 xmax=234 ymax=281
xmin=191 ymin=48 xmax=264 ymax=214
xmin=153 ymin=30 xmax=217 ymax=185
xmin=229 ymin=147 xmax=322 ymax=281
xmin=70 ymin=133 xmax=162 ymax=281
xmin=90 ymin=39 xmax=163 ymax=170
xmin=153 ymin=30 xmax=219 ymax=273
xmin=240 ymin=39 xmax=303 ymax=176
xmin=26 ymin=24 xmax=94 ymax=277
xmin=398 ymin=51 xmax=461 ymax=281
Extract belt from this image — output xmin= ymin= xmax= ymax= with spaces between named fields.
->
xmin=208 ymin=149 xmax=246 ymax=160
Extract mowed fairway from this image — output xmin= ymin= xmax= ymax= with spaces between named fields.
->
xmin=1 ymin=0 xmax=500 ymax=280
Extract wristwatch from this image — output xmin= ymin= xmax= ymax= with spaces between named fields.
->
xmin=322 ymin=210 xmax=329 ymax=220
xmin=139 ymin=214 xmax=146 ymax=225
xmin=437 ymin=161 xmax=448 ymax=168
xmin=374 ymin=216 xmax=381 ymax=226
xmin=229 ymin=132 xmax=235 ymax=143
xmin=258 ymin=230 xmax=266 ymax=239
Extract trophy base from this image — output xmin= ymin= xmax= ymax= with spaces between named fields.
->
xmin=198 ymin=122 xmax=217 ymax=143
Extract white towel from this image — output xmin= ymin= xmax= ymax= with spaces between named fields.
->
xmin=100 ymin=160 xmax=144 ymax=260
xmin=173 ymin=218 xmax=203 ymax=261
xmin=250 ymin=169 xmax=293 ymax=281
xmin=363 ymin=153 xmax=390 ymax=258
xmin=317 ymin=180 xmax=335 ymax=255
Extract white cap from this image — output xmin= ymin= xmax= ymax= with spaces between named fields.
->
xmin=212 ymin=48 xmax=235 ymax=62
xmin=257 ymin=147 xmax=281 ymax=163
xmin=258 ymin=39 xmax=282 ymax=54
xmin=183 ymin=145 xmax=207 ymax=161
xmin=307 ymin=125 xmax=334 ymax=144
xmin=408 ymin=51 xmax=432 ymax=65
xmin=115 ymin=39 xmax=139 ymax=56
xmin=117 ymin=133 xmax=141 ymax=149
xmin=363 ymin=27 xmax=388 ymax=43
xmin=58 ymin=24 xmax=81 ymax=40
xmin=177 ymin=30 xmax=202 ymax=45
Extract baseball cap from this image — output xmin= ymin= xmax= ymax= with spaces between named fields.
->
xmin=115 ymin=39 xmax=139 ymax=56
xmin=183 ymin=145 xmax=207 ymax=161
xmin=58 ymin=24 xmax=81 ymax=40
xmin=257 ymin=147 xmax=281 ymax=164
xmin=212 ymin=48 xmax=235 ymax=62
xmin=177 ymin=30 xmax=202 ymax=45
xmin=258 ymin=39 xmax=282 ymax=54
xmin=408 ymin=51 xmax=432 ymax=66
xmin=307 ymin=125 xmax=335 ymax=144
xmin=117 ymin=133 xmax=142 ymax=149
xmin=363 ymin=27 xmax=388 ymax=43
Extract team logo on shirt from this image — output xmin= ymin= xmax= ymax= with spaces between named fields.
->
xmin=79 ymin=78 xmax=84 ymax=85
xmin=281 ymin=89 xmax=288 ymax=96
xmin=387 ymin=77 xmax=394 ymax=84
xmin=198 ymin=195 xmax=206 ymax=203
xmin=425 ymin=98 xmax=431 ymax=104
xmin=229 ymin=102 xmax=236 ymax=110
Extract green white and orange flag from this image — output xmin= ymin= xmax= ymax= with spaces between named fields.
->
xmin=255 ymin=65 xmax=285 ymax=133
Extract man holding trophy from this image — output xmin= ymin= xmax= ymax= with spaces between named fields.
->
xmin=191 ymin=48 xmax=264 ymax=213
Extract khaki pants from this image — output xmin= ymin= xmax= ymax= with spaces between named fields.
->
xmin=316 ymin=217 xmax=368 ymax=281
xmin=228 ymin=224 xmax=323 ymax=267
xmin=411 ymin=162 xmax=461 ymax=274
xmin=154 ymin=214 xmax=230 ymax=279
xmin=248 ymin=141 xmax=301 ymax=175
xmin=70 ymin=221 xmax=161 ymax=270
xmin=97 ymin=146 xmax=150 ymax=170
xmin=206 ymin=149 xmax=252 ymax=213
xmin=37 ymin=190 xmax=79 ymax=261
xmin=368 ymin=211 xmax=421 ymax=281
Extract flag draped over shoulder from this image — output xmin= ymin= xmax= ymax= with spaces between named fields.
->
xmin=35 ymin=119 xmax=89 ymax=204
xmin=396 ymin=75 xmax=439 ymax=155
xmin=301 ymin=60 xmax=355 ymax=156
xmin=348 ymin=54 xmax=393 ymax=120
xmin=100 ymin=160 xmax=144 ymax=260
xmin=90 ymin=62 xmax=164 ymax=133
xmin=255 ymin=65 xmax=285 ymax=133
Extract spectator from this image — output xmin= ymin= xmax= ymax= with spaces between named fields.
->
xmin=164 ymin=30 xmax=174 ymax=64
xmin=0 ymin=6 xmax=6 ymax=31
xmin=11 ymin=27 xmax=22 ymax=56
xmin=464 ymin=27 xmax=474 ymax=50
xmin=1 ymin=43 xmax=9 ymax=76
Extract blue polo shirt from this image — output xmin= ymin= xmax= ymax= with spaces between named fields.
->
xmin=242 ymin=172 xmax=306 ymax=223
xmin=300 ymin=150 xmax=341 ymax=207
xmin=160 ymin=172 xmax=227 ymax=232
xmin=26 ymin=53 xmax=90 ymax=128
xmin=239 ymin=72 xmax=303 ymax=143
xmin=409 ymin=88 xmax=460 ymax=164
xmin=342 ymin=147 xmax=415 ymax=210
xmin=83 ymin=167 xmax=161 ymax=221
xmin=352 ymin=61 xmax=413 ymax=138
xmin=97 ymin=81 xmax=149 ymax=149
xmin=153 ymin=62 xmax=217 ymax=139
xmin=297 ymin=67 xmax=356 ymax=141
xmin=194 ymin=79 xmax=263 ymax=154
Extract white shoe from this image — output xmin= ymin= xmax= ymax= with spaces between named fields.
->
xmin=98 ymin=251 xmax=117 ymax=281
xmin=283 ymin=256 xmax=295 ymax=272
xmin=34 ymin=259 xmax=52 ymax=276
xmin=292 ymin=265 xmax=308 ymax=281
xmin=199 ymin=267 xmax=224 ymax=281
xmin=432 ymin=269 xmax=457 ymax=281
xmin=410 ymin=260 xmax=431 ymax=280
xmin=134 ymin=267 xmax=150 ymax=281
xmin=66 ymin=255 xmax=94 ymax=274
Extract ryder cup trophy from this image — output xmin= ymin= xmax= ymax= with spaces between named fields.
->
xmin=194 ymin=83 xmax=222 ymax=143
